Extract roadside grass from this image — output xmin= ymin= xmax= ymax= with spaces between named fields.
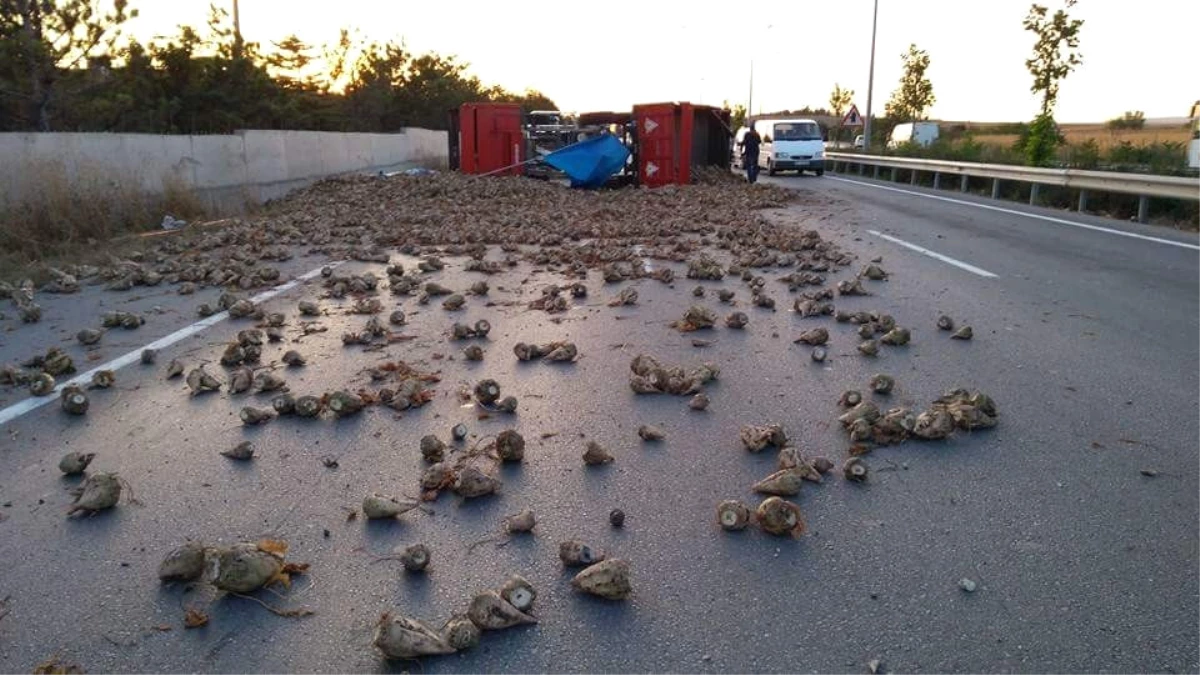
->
xmin=0 ymin=160 xmax=207 ymax=281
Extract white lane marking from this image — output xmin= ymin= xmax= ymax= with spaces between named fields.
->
xmin=868 ymin=230 xmax=999 ymax=278
xmin=829 ymin=175 xmax=1200 ymax=252
xmin=0 ymin=262 xmax=342 ymax=427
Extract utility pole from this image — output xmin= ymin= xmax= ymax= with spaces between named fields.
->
xmin=747 ymin=61 xmax=753 ymax=127
xmin=747 ymin=25 xmax=772 ymax=126
xmin=863 ymin=0 xmax=879 ymax=152
xmin=232 ymin=0 xmax=244 ymax=60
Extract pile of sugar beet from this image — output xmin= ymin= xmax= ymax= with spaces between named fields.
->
xmin=3 ymin=170 xmax=999 ymax=665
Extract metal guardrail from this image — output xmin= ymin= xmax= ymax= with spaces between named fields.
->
xmin=825 ymin=152 xmax=1200 ymax=222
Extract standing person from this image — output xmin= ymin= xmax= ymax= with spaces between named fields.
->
xmin=739 ymin=125 xmax=762 ymax=184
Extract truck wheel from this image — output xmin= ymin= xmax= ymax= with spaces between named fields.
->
xmin=816 ymin=169 xmax=825 ymax=177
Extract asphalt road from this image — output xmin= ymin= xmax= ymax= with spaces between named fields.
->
xmin=0 ymin=173 xmax=1196 ymax=674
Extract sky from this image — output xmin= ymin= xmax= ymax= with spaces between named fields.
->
xmin=121 ymin=0 xmax=1198 ymax=124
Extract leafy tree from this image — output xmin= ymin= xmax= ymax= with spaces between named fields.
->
xmin=726 ymin=102 xmax=746 ymax=130
xmin=0 ymin=2 xmax=557 ymax=134
xmin=828 ymin=83 xmax=853 ymax=143
xmin=0 ymin=0 xmax=137 ymax=130
xmin=1024 ymin=0 xmax=1083 ymax=117
xmin=884 ymin=44 xmax=934 ymax=124
xmin=1107 ymin=110 xmax=1145 ymax=130
xmin=828 ymin=83 xmax=853 ymax=118
xmin=1021 ymin=0 xmax=1083 ymax=166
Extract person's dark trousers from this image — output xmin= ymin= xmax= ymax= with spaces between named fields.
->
xmin=744 ymin=155 xmax=759 ymax=183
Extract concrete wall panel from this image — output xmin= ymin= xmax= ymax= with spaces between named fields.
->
xmin=0 ymin=128 xmax=448 ymax=214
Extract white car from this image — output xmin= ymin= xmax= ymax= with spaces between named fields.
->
xmin=853 ymin=135 xmax=865 ymax=150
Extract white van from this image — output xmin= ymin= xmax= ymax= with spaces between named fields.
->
xmin=753 ymin=118 xmax=825 ymax=176
xmin=887 ymin=122 xmax=939 ymax=149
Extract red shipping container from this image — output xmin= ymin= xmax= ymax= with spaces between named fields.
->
xmin=633 ymin=102 xmax=732 ymax=187
xmin=457 ymin=103 xmax=525 ymax=175
xmin=634 ymin=103 xmax=686 ymax=188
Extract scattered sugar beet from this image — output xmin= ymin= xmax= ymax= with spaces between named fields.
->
xmin=858 ymin=339 xmax=880 ymax=357
xmin=294 ymin=395 xmax=324 ymax=417
xmin=843 ymin=457 xmax=869 ymax=482
xmin=794 ymin=327 xmax=829 ymax=345
xmin=441 ymin=614 xmax=481 ymax=651
xmin=755 ymin=496 xmax=807 ymax=537
xmin=504 ymin=509 xmax=537 ymax=533
xmin=282 ymin=350 xmax=306 ymax=367
xmin=221 ymin=441 xmax=255 ymax=460
xmin=870 ymin=374 xmax=895 ymax=394
xmin=837 ymin=278 xmax=869 ymax=296
xmin=240 ymin=406 xmax=275 ymax=426
xmin=559 ymin=539 xmax=605 ymax=567
xmin=420 ymin=435 xmax=446 ymax=462
xmin=671 ymin=305 xmax=717 ymax=332
xmin=327 ymin=390 xmax=366 ymax=417
xmin=725 ymin=311 xmax=748 ymax=329
xmin=60 ymin=385 xmax=90 ymax=415
xmin=253 ymin=372 xmax=286 ymax=393
xmin=495 ymin=430 xmax=526 ymax=462
xmin=860 ymin=264 xmax=888 ymax=281
xmin=609 ymin=509 xmax=625 ymax=527
xmin=362 ymin=494 xmax=423 ymax=520
xmin=637 ymin=424 xmax=666 ymax=441
xmin=272 ymin=394 xmax=296 ymax=415
xmin=474 ymin=379 xmax=501 ymax=405
xmin=607 ymin=287 xmax=638 ymax=307
xmin=452 ymin=465 xmax=501 ymax=498
xmin=30 ymin=373 xmax=55 ymax=396
xmin=58 ymin=451 xmax=95 ymax=475
xmin=399 ymin=544 xmax=431 ymax=572
xmin=776 ymin=448 xmax=824 ymax=483
xmin=880 ymin=327 xmax=911 ymax=346
xmin=582 ymin=441 xmax=614 ymax=465
xmin=67 ymin=472 xmax=122 ymax=515
xmin=90 ymin=370 xmax=115 ymax=388
xmin=571 ymin=558 xmax=632 ymax=600
xmin=500 ymin=573 xmax=537 ymax=612
xmin=228 ymin=367 xmax=253 ymax=394
xmin=468 ymin=590 xmax=537 ymax=630
xmin=629 ymin=353 xmax=719 ymax=396
xmin=717 ymin=500 xmax=752 ymax=531
xmin=158 ymin=541 xmax=207 ymax=582
xmin=186 ymin=367 xmax=222 ymax=394
xmin=373 ymin=613 xmax=456 ymax=660
xmin=740 ymin=424 xmax=788 ymax=452
xmin=513 ymin=340 xmax=578 ymax=363
xmin=752 ymin=468 xmax=806 ymax=496
xmin=77 ymin=328 xmax=103 ymax=345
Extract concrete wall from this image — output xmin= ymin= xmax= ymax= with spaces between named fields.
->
xmin=0 ymin=128 xmax=448 ymax=214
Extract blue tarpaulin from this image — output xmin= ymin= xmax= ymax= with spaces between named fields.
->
xmin=543 ymin=133 xmax=630 ymax=188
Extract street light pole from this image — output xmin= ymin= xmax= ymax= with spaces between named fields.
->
xmin=747 ymin=25 xmax=773 ymax=125
xmin=747 ymin=60 xmax=754 ymax=125
xmin=232 ymin=0 xmax=244 ymax=59
xmin=863 ymin=0 xmax=879 ymax=152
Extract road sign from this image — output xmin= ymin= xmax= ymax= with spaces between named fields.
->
xmin=842 ymin=104 xmax=863 ymax=127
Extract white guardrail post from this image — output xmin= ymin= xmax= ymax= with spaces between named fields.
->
xmin=825 ymin=152 xmax=1200 ymax=223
